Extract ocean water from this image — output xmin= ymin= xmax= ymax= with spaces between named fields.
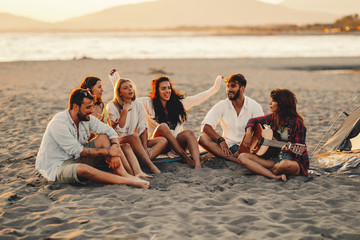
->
xmin=0 ymin=32 xmax=360 ymax=62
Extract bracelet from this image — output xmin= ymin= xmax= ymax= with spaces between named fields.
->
xmin=110 ymin=142 xmax=119 ymax=146
xmin=217 ymin=137 xmax=225 ymax=144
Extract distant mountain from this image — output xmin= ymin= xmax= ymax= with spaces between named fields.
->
xmin=0 ymin=0 xmax=339 ymax=31
xmin=281 ymin=0 xmax=360 ymax=17
xmin=0 ymin=13 xmax=51 ymax=31
xmin=53 ymin=0 xmax=337 ymax=30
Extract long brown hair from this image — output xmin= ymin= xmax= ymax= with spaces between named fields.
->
xmin=79 ymin=76 xmax=102 ymax=104
xmin=270 ymin=88 xmax=303 ymax=129
xmin=149 ymin=76 xmax=187 ymax=127
xmin=111 ymin=78 xmax=136 ymax=112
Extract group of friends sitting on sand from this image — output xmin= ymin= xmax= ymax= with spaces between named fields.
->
xmin=35 ymin=70 xmax=309 ymax=189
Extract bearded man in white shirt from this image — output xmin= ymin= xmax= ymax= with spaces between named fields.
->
xmin=35 ymin=88 xmax=149 ymax=188
xmin=198 ymin=74 xmax=264 ymax=163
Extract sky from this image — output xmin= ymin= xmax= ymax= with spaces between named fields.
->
xmin=0 ymin=0 xmax=283 ymax=23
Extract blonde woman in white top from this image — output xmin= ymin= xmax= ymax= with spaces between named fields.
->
xmin=80 ymin=76 xmax=153 ymax=179
xmin=110 ymin=70 xmax=222 ymax=168
xmin=107 ymin=75 xmax=168 ymax=174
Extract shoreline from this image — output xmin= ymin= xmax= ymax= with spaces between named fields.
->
xmin=2 ymin=55 xmax=360 ymax=65
xmin=1 ymin=29 xmax=360 ymax=35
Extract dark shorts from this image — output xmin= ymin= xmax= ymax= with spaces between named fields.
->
xmin=229 ymin=144 xmax=239 ymax=154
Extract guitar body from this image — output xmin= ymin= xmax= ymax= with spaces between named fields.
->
xmin=240 ymin=123 xmax=275 ymax=158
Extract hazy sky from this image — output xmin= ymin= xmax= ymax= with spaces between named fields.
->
xmin=0 ymin=0 xmax=283 ymax=23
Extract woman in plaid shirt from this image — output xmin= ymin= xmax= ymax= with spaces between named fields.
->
xmin=238 ymin=88 xmax=309 ymax=182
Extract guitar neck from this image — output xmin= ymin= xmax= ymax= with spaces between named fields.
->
xmin=261 ymin=139 xmax=287 ymax=149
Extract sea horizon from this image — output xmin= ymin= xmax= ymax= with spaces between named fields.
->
xmin=1 ymin=31 xmax=360 ymax=62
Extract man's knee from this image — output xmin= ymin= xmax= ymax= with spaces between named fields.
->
xmin=77 ymin=163 xmax=97 ymax=178
xmin=198 ymin=134 xmax=210 ymax=146
xmin=237 ymin=153 xmax=250 ymax=165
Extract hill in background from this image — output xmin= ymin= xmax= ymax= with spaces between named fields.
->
xmin=0 ymin=0 xmax=359 ymax=32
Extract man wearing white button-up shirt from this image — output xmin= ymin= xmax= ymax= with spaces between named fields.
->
xmin=35 ymin=88 xmax=149 ymax=188
xmin=198 ymin=74 xmax=264 ymax=163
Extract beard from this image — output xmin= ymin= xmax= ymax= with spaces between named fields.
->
xmin=228 ymin=89 xmax=240 ymax=101
xmin=77 ymin=111 xmax=90 ymax=122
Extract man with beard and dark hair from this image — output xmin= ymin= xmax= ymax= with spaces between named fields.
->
xmin=36 ymin=88 xmax=149 ymax=188
xmin=198 ymin=74 xmax=264 ymax=163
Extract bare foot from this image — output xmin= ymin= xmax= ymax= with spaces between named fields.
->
xmin=136 ymin=172 xmax=154 ymax=179
xmin=194 ymin=163 xmax=202 ymax=169
xmin=280 ymin=174 xmax=287 ymax=182
xmin=132 ymin=180 xmax=150 ymax=189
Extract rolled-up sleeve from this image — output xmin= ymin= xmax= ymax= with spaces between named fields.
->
xmin=89 ymin=115 xmax=118 ymax=139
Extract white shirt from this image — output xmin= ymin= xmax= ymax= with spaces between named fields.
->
xmin=201 ymin=96 xmax=264 ymax=147
xmin=106 ymin=99 xmax=148 ymax=137
xmin=35 ymin=110 xmax=118 ymax=181
xmin=138 ymin=83 xmax=220 ymax=137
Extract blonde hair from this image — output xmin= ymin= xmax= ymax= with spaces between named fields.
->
xmin=111 ymin=78 xmax=136 ymax=112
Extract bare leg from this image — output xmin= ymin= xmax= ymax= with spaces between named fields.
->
xmin=120 ymin=143 xmax=134 ymax=175
xmin=238 ymin=153 xmax=286 ymax=181
xmin=93 ymin=134 xmax=150 ymax=182
xmin=92 ymin=134 xmax=132 ymax=176
xmin=120 ymin=134 xmax=161 ymax=174
xmin=271 ymin=159 xmax=300 ymax=176
xmin=153 ymin=123 xmax=194 ymax=164
xmin=76 ymin=164 xmax=150 ymax=189
xmin=198 ymin=134 xmax=239 ymax=163
xmin=147 ymin=137 xmax=168 ymax=160
xmin=177 ymin=130 xmax=201 ymax=168
xmin=121 ymin=143 xmax=153 ymax=179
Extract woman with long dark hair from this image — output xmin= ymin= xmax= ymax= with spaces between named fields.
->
xmin=109 ymin=70 xmax=222 ymax=168
xmin=238 ymin=88 xmax=309 ymax=181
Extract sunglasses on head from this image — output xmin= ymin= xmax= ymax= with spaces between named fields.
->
xmin=80 ymin=89 xmax=92 ymax=97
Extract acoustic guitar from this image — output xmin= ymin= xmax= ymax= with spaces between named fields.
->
xmin=239 ymin=123 xmax=306 ymax=157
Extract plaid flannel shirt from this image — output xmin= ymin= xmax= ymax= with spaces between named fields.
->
xmin=246 ymin=114 xmax=309 ymax=175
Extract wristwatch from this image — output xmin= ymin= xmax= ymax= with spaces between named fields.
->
xmin=217 ymin=137 xmax=225 ymax=144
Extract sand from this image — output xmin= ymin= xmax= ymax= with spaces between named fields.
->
xmin=0 ymin=57 xmax=359 ymax=239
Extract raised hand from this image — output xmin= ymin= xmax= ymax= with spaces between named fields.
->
xmin=213 ymin=75 xmax=223 ymax=90
xmin=109 ymin=68 xmax=117 ymax=76
xmin=109 ymin=68 xmax=121 ymax=87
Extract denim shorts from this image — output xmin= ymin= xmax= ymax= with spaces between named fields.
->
xmin=271 ymin=149 xmax=295 ymax=163
xmin=229 ymin=144 xmax=239 ymax=154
